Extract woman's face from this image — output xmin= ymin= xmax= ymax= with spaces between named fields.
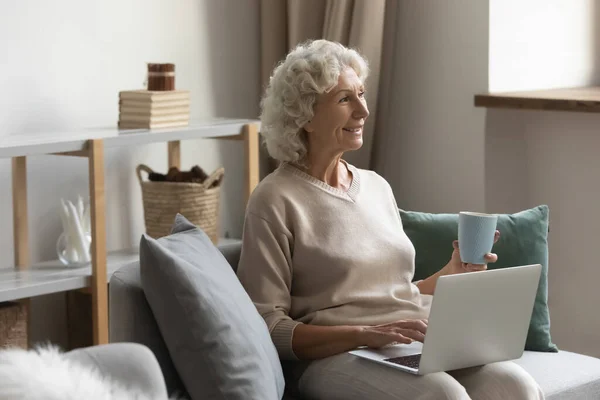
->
xmin=304 ymin=67 xmax=369 ymax=157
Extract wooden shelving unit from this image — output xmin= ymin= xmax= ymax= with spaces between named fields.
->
xmin=474 ymin=86 xmax=600 ymax=113
xmin=1 ymin=118 xmax=260 ymax=346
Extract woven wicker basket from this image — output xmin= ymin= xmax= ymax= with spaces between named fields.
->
xmin=0 ymin=302 xmax=27 ymax=349
xmin=136 ymin=164 xmax=224 ymax=242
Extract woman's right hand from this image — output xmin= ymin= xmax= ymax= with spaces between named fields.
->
xmin=358 ymin=319 xmax=428 ymax=349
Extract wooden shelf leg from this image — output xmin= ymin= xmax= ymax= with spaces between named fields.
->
xmin=12 ymin=156 xmax=30 ymax=349
xmin=12 ymin=157 xmax=28 ymax=268
xmin=243 ymin=123 xmax=260 ymax=207
xmin=88 ymin=140 xmax=108 ymax=345
xmin=168 ymin=141 xmax=181 ymax=169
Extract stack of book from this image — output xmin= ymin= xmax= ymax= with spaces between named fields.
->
xmin=118 ymin=90 xmax=190 ymax=129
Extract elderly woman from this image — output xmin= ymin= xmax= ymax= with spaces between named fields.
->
xmin=237 ymin=40 xmax=543 ymax=400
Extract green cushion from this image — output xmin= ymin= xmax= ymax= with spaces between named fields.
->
xmin=400 ymin=205 xmax=558 ymax=353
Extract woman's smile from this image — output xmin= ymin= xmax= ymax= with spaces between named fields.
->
xmin=342 ymin=126 xmax=363 ymax=135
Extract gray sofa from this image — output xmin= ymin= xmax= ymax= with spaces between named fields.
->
xmin=108 ymin=242 xmax=600 ymax=399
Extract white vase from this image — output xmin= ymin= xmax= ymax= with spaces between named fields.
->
xmin=56 ymin=231 xmax=92 ymax=267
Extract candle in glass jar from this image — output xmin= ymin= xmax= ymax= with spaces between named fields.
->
xmin=147 ymin=63 xmax=175 ymax=91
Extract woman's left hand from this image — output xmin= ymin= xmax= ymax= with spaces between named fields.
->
xmin=443 ymin=230 xmax=501 ymax=275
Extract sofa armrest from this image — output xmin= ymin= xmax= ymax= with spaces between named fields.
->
xmin=65 ymin=343 xmax=168 ymax=398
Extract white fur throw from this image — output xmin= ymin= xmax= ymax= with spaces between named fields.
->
xmin=0 ymin=345 xmax=172 ymax=400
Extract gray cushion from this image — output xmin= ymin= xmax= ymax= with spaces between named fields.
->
xmin=514 ymin=350 xmax=600 ymax=399
xmin=140 ymin=214 xmax=285 ymax=400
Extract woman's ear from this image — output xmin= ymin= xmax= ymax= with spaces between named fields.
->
xmin=304 ymin=119 xmax=314 ymax=133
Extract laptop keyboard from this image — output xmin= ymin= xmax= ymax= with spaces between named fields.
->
xmin=383 ymin=354 xmax=422 ymax=369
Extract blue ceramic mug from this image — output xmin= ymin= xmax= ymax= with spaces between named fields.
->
xmin=458 ymin=212 xmax=498 ymax=265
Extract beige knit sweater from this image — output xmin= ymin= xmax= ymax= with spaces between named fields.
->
xmin=236 ymin=162 xmax=432 ymax=360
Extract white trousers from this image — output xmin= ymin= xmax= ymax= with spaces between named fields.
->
xmin=289 ymin=352 xmax=544 ymax=400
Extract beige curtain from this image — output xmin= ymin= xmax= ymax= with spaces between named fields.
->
xmin=259 ymin=0 xmax=386 ymax=173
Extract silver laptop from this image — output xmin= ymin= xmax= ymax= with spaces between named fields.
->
xmin=349 ymin=264 xmax=542 ymax=375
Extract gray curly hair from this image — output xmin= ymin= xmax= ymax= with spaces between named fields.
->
xmin=259 ymin=39 xmax=369 ymax=164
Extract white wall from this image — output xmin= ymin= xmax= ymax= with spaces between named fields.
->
xmin=0 ymin=0 xmax=259 ymax=347
xmin=375 ymin=0 xmax=489 ymax=213
xmin=488 ymin=0 xmax=600 ymax=357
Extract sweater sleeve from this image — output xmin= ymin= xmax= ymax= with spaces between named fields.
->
xmin=236 ymin=211 xmax=302 ymax=361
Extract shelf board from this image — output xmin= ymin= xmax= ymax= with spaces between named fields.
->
xmin=474 ymin=86 xmax=600 ymax=113
xmin=0 ymin=118 xmax=260 ymax=159
xmin=0 ymin=237 xmax=241 ymax=303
